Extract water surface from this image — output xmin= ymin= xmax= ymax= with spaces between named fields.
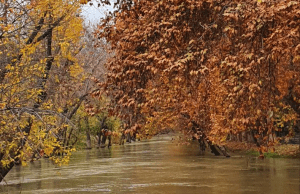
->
xmin=1 ymin=135 xmax=299 ymax=194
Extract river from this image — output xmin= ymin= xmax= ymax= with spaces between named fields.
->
xmin=0 ymin=135 xmax=299 ymax=194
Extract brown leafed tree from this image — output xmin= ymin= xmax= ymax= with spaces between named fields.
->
xmin=95 ymin=0 xmax=300 ymax=156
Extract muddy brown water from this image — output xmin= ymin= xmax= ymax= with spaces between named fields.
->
xmin=0 ymin=135 xmax=299 ymax=194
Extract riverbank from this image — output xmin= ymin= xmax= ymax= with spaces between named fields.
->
xmin=226 ymin=142 xmax=300 ymax=158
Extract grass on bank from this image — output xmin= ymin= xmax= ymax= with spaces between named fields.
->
xmin=226 ymin=142 xmax=300 ymax=158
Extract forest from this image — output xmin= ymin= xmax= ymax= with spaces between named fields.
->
xmin=0 ymin=0 xmax=299 ymax=187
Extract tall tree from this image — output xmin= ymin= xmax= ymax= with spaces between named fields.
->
xmin=96 ymin=0 xmax=300 ymax=156
xmin=0 ymin=0 xmax=85 ymax=182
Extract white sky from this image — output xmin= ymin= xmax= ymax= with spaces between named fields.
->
xmin=81 ymin=0 xmax=116 ymax=24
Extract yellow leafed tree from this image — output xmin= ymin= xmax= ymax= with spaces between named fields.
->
xmin=0 ymin=0 xmax=85 ymax=182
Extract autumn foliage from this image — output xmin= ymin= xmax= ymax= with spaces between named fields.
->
xmin=0 ymin=0 xmax=86 ymax=181
xmin=96 ymin=0 xmax=300 ymax=152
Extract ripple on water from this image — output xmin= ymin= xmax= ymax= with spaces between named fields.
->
xmin=1 ymin=135 xmax=299 ymax=194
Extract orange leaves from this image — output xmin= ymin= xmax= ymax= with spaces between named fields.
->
xmin=79 ymin=0 xmax=90 ymax=5
xmin=95 ymin=0 xmax=300 ymax=148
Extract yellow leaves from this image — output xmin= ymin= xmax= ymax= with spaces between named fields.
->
xmin=21 ymin=161 xmax=27 ymax=166
xmin=1 ymin=160 xmax=12 ymax=168
xmin=5 ymin=64 xmax=13 ymax=71
xmin=60 ymin=42 xmax=70 ymax=56
xmin=57 ymin=107 xmax=63 ymax=113
xmin=69 ymin=62 xmax=84 ymax=78
xmin=0 ymin=103 xmax=5 ymax=109
xmin=44 ymin=147 xmax=54 ymax=156
xmin=0 ymin=0 xmax=86 ymax=170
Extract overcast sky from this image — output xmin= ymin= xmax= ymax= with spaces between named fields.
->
xmin=81 ymin=0 xmax=116 ymax=24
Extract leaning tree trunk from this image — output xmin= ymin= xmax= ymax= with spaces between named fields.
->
xmin=191 ymin=121 xmax=230 ymax=157
xmin=0 ymin=118 xmax=33 ymax=182
xmin=0 ymin=160 xmax=14 ymax=183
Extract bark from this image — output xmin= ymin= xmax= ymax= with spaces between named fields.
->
xmin=66 ymin=119 xmax=81 ymax=148
xmin=242 ymin=132 xmax=247 ymax=142
xmin=119 ymin=131 xmax=125 ymax=145
xmin=284 ymin=88 xmax=300 ymax=116
xmin=67 ymin=93 xmax=88 ymax=119
xmin=191 ymin=121 xmax=230 ymax=157
xmin=0 ymin=161 xmax=14 ymax=183
xmin=108 ymin=135 xmax=112 ymax=148
xmin=0 ymin=11 xmax=70 ymax=183
xmin=132 ymin=132 xmax=136 ymax=142
xmin=97 ymin=130 xmax=102 ymax=148
xmin=26 ymin=14 xmax=47 ymax=44
xmin=84 ymin=117 xmax=92 ymax=149
xmin=251 ymin=130 xmax=264 ymax=158
xmin=0 ymin=117 xmax=33 ymax=181
xmin=207 ymin=141 xmax=221 ymax=156
xmin=198 ymin=137 xmax=206 ymax=154
xmin=126 ymin=133 xmax=131 ymax=143
xmin=0 ymin=12 xmax=65 ymax=84
xmin=35 ymin=15 xmax=66 ymax=43
xmin=86 ymin=130 xmax=92 ymax=149
xmin=96 ymin=116 xmax=107 ymax=148
xmin=216 ymin=145 xmax=230 ymax=157
xmin=100 ymin=133 xmax=107 ymax=148
xmin=65 ymin=127 xmax=74 ymax=147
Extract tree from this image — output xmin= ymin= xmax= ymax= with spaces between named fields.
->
xmin=96 ymin=0 xmax=300 ymax=156
xmin=0 ymin=0 xmax=85 ymax=182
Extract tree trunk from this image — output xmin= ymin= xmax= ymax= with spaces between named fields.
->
xmin=242 ymin=132 xmax=247 ymax=142
xmin=86 ymin=130 xmax=92 ymax=149
xmin=132 ymin=132 xmax=136 ymax=141
xmin=108 ymin=135 xmax=112 ymax=148
xmin=251 ymin=130 xmax=264 ymax=158
xmin=0 ymin=12 xmax=68 ymax=183
xmin=97 ymin=116 xmax=107 ymax=148
xmin=126 ymin=133 xmax=131 ymax=143
xmin=191 ymin=121 xmax=230 ymax=157
xmin=0 ymin=161 xmax=14 ymax=183
xmin=216 ymin=145 xmax=230 ymax=157
xmin=119 ymin=131 xmax=125 ymax=145
xmin=100 ymin=133 xmax=107 ymax=148
xmin=84 ymin=117 xmax=92 ymax=149
xmin=97 ymin=130 xmax=102 ymax=148
xmin=0 ymin=118 xmax=33 ymax=181
xmin=198 ymin=137 xmax=206 ymax=154
xmin=207 ymin=141 xmax=221 ymax=156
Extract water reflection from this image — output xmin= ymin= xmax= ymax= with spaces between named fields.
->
xmin=0 ymin=135 xmax=299 ymax=194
